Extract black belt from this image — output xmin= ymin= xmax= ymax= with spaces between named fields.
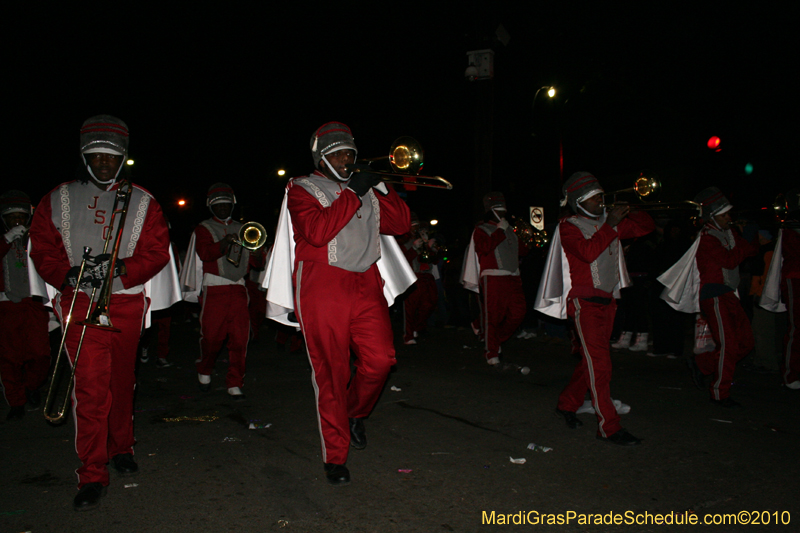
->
xmin=580 ymin=296 xmax=613 ymax=306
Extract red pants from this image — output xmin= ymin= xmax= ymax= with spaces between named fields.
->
xmin=557 ymin=298 xmax=622 ymax=438
xmin=480 ymin=275 xmax=526 ymax=362
xmin=698 ymin=292 xmax=754 ymax=400
xmin=295 ymin=261 xmax=394 ymax=465
xmin=403 ymin=273 xmax=437 ymax=342
xmin=55 ymin=291 xmax=146 ymax=488
xmin=197 ymin=285 xmax=250 ymax=388
xmin=0 ymin=298 xmax=51 ymax=407
xmin=781 ymin=278 xmax=800 ymax=385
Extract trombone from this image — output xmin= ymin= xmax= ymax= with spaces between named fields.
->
xmin=226 ymin=221 xmax=268 ymax=267
xmin=44 ymin=181 xmax=133 ymax=423
xmin=602 ymin=173 xmax=700 ymax=212
xmin=348 ymin=136 xmax=453 ymax=190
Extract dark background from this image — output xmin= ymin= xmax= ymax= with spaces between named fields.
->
xmin=7 ymin=3 xmax=797 ymax=246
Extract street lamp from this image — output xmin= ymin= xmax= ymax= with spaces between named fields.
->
xmin=531 ymin=86 xmax=556 ymax=136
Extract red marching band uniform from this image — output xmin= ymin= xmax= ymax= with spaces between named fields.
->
xmin=536 ymin=172 xmax=653 ymax=444
xmin=659 ymin=187 xmax=758 ymax=405
xmin=263 ymin=122 xmax=415 ymax=484
xmin=28 ymin=115 xmax=180 ymax=511
xmin=759 ymin=189 xmax=800 ymax=389
xmin=180 ymin=183 xmax=257 ymax=398
xmin=462 ymin=192 xmax=529 ymax=365
xmin=397 ymin=214 xmax=439 ymax=345
xmin=0 ymin=190 xmax=50 ymax=420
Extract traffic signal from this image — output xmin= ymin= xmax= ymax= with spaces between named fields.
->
xmin=707 ymin=136 xmax=721 ymax=151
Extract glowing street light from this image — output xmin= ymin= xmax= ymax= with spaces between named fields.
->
xmin=177 ymin=199 xmax=186 ymax=207
xmin=126 ymin=159 xmax=135 ymax=166
xmin=277 ymin=169 xmax=286 ymax=177
xmin=430 ymin=219 xmax=439 ymax=226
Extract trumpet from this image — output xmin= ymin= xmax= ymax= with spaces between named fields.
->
xmin=44 ymin=180 xmax=133 ymax=423
xmin=226 ymin=221 xmax=268 ymax=267
xmin=602 ymin=173 xmax=700 ymax=212
xmin=347 ymin=137 xmax=453 ymax=190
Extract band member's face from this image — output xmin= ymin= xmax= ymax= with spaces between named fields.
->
xmin=3 ymin=212 xmax=29 ymax=229
xmin=580 ymin=193 xmax=604 ymax=217
xmin=211 ymin=202 xmax=234 ymax=220
xmin=322 ymin=150 xmax=355 ymax=180
xmin=713 ymin=211 xmax=732 ymax=230
xmin=86 ymin=153 xmax=123 ymax=185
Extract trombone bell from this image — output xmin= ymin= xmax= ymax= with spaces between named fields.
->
xmin=389 ymin=136 xmax=424 ymax=175
xmin=356 ymin=136 xmax=453 ymax=189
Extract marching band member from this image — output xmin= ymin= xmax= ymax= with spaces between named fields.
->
xmin=462 ymin=192 xmax=529 ymax=366
xmin=397 ymin=212 xmax=439 ymax=345
xmin=659 ymin=186 xmax=758 ymax=407
xmin=263 ymin=122 xmax=414 ymax=485
xmin=535 ymin=172 xmax=654 ymax=445
xmin=0 ymin=190 xmax=50 ymax=421
xmin=180 ymin=183 xmax=255 ymax=399
xmin=760 ymin=188 xmax=800 ymax=389
xmin=28 ymin=115 xmax=179 ymax=510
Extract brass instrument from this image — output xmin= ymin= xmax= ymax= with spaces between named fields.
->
xmin=512 ymin=216 xmax=549 ymax=249
xmin=349 ymin=137 xmax=453 ymax=190
xmin=44 ymin=180 xmax=133 ymax=423
xmin=602 ymin=173 xmax=700 ymax=212
xmin=226 ymin=221 xmax=268 ymax=267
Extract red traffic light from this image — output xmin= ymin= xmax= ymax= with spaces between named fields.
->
xmin=707 ymin=136 xmax=721 ymax=150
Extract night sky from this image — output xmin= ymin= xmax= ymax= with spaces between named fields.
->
xmin=9 ymin=3 xmax=797 ymax=247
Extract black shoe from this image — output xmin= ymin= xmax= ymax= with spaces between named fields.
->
xmin=73 ymin=483 xmax=106 ymax=511
xmin=198 ymin=382 xmax=211 ymax=392
xmin=111 ymin=453 xmax=139 ymax=476
xmin=6 ymin=406 xmax=25 ymax=421
xmin=323 ymin=463 xmax=351 ymax=486
xmin=555 ymin=408 xmax=583 ymax=429
xmin=26 ymin=389 xmax=42 ymax=408
xmin=349 ymin=418 xmax=367 ymax=450
xmin=598 ymin=428 xmax=642 ymax=446
xmin=710 ymin=397 xmax=744 ymax=409
xmin=687 ymin=357 xmax=706 ymax=390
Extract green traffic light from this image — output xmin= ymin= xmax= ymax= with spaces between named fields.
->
xmin=744 ymin=163 xmax=754 ymax=175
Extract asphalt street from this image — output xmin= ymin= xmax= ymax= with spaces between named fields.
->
xmin=2 ymin=313 xmax=798 ymax=532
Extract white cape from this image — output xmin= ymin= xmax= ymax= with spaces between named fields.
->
xmin=657 ymin=237 xmax=702 ymax=313
xmin=759 ymin=229 xmax=786 ymax=312
xmin=28 ymin=240 xmax=182 ymax=329
xmin=533 ymin=223 xmax=631 ymax=320
xmin=459 ymin=235 xmax=480 ymax=293
xmin=263 ymin=190 xmax=416 ymax=327
xmin=178 ymin=232 xmax=204 ymax=304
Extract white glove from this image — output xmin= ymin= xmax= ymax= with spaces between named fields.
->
xmin=497 ymin=219 xmax=510 ymax=231
xmin=4 ymin=225 xmax=26 ymax=243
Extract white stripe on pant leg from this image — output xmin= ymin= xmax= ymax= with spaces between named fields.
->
xmin=482 ymin=277 xmax=489 ymax=353
xmin=785 ymin=279 xmax=795 ymax=385
xmin=197 ymin=292 xmax=208 ymax=364
xmin=294 ymin=262 xmax=327 ymax=464
xmin=712 ymin=297 xmax=726 ymax=401
xmin=573 ymin=300 xmax=608 ymax=437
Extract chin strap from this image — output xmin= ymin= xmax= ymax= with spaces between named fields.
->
xmin=209 ymin=207 xmax=232 ymax=223
xmin=578 ymin=204 xmax=600 ymax=218
xmin=321 ymin=152 xmax=357 ymax=182
xmin=83 ymin=154 xmax=126 ymax=190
